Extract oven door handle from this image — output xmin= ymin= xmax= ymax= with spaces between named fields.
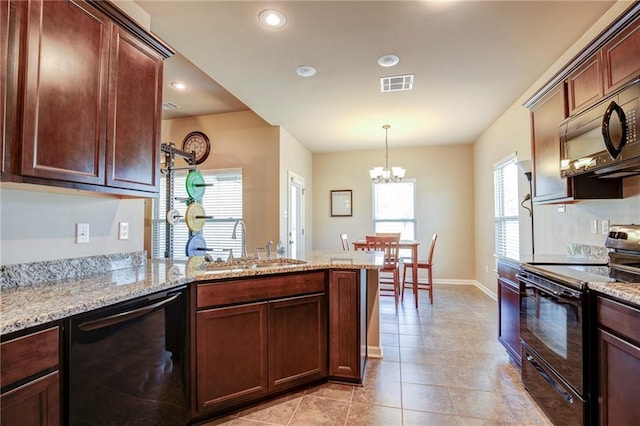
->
xmin=517 ymin=274 xmax=581 ymax=300
xmin=78 ymin=293 xmax=181 ymax=332
xmin=525 ymin=353 xmax=574 ymax=404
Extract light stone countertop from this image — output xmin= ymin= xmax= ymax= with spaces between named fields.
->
xmin=588 ymin=281 xmax=640 ymax=308
xmin=0 ymin=250 xmax=383 ymax=336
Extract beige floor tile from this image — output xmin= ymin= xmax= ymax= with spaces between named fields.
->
xmin=352 ymin=379 xmax=402 ymax=408
xmin=365 ymin=360 xmax=402 ymax=382
xmin=288 ymin=396 xmax=350 ymax=425
xmin=303 ymin=382 xmax=354 ymax=401
xmin=441 ymin=365 xmax=495 ymax=392
xmin=449 ymin=388 xmax=516 ymax=422
xmin=400 ymin=362 xmax=448 ymax=386
xmin=401 ymin=383 xmax=456 ymax=414
xmin=403 ymin=409 xmax=464 ymax=425
xmin=345 ymin=401 xmax=403 ymax=425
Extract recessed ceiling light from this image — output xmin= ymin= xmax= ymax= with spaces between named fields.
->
xmin=170 ymin=81 xmax=189 ymax=91
xmin=296 ymin=65 xmax=317 ymax=77
xmin=378 ymin=54 xmax=400 ymax=67
xmin=259 ymin=9 xmax=287 ymax=28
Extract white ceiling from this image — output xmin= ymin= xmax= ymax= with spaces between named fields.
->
xmin=137 ymin=0 xmax=617 ymax=153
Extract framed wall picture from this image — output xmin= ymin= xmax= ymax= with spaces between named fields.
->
xmin=331 ymin=190 xmax=352 ymax=217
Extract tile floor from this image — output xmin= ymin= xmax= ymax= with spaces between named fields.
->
xmin=202 ymin=285 xmax=552 ymax=425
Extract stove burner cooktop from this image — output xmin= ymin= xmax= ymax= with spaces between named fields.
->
xmin=522 ymin=263 xmax=615 ymax=290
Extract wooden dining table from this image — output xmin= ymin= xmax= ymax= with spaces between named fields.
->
xmin=352 ymin=240 xmax=420 ymax=291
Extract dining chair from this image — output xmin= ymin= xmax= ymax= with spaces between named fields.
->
xmin=402 ymin=234 xmax=438 ymax=307
xmin=366 ymin=235 xmax=401 ymax=308
xmin=339 ymin=233 xmax=350 ymax=251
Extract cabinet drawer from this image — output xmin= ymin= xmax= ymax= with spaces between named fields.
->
xmin=197 ymin=272 xmax=326 ymax=308
xmin=597 ymin=297 xmax=640 ymax=344
xmin=1 ymin=327 xmax=59 ymax=387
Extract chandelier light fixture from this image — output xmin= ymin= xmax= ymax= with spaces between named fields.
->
xmin=369 ymin=124 xmax=406 ymax=183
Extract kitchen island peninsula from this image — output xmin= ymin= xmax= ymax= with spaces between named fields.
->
xmin=0 ymin=250 xmax=383 ymax=425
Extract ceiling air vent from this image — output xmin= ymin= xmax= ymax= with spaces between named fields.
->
xmin=162 ymin=102 xmax=181 ymax=111
xmin=380 ymin=74 xmax=414 ymax=92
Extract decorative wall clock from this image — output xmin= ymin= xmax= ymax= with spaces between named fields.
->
xmin=182 ymin=131 xmax=211 ymax=165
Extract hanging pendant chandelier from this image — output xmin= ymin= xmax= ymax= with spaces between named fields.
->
xmin=369 ymin=124 xmax=406 ymax=183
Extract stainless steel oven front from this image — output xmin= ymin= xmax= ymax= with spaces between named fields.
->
xmin=518 ymin=269 xmax=588 ymax=426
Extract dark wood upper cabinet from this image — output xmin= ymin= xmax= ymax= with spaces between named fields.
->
xmin=530 ymin=84 xmax=569 ymax=202
xmin=106 ymin=26 xmax=162 ymax=192
xmin=1 ymin=0 xmax=8 ymax=176
xmin=602 ymin=17 xmax=640 ymax=94
xmin=567 ymin=53 xmax=604 ymax=116
xmin=6 ymin=0 xmax=171 ymax=196
xmin=20 ymin=0 xmax=109 ymax=185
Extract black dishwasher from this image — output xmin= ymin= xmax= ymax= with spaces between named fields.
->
xmin=66 ymin=286 xmax=188 ymax=425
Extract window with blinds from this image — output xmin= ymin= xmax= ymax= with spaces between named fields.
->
xmin=373 ymin=180 xmax=416 ymax=258
xmin=152 ymin=169 xmax=243 ymax=258
xmin=494 ymin=156 xmax=519 ymax=258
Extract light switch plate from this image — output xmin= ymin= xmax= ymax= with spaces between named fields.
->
xmin=76 ymin=223 xmax=90 ymax=244
xmin=590 ymin=219 xmax=599 ymax=234
xmin=119 ymin=222 xmax=129 ymax=240
xmin=601 ymin=220 xmax=610 ymax=235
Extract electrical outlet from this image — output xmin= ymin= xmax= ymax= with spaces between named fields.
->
xmin=557 ymin=204 xmax=566 ymax=213
xmin=119 ymin=222 xmax=129 ymax=240
xmin=590 ymin=219 xmax=599 ymax=234
xmin=76 ymin=223 xmax=89 ymax=244
xmin=601 ymin=220 xmax=610 ymax=235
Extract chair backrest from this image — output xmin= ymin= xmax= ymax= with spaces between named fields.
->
xmin=427 ymin=234 xmax=438 ymax=264
xmin=365 ymin=235 xmax=400 ymax=268
xmin=375 ymin=232 xmax=401 ymax=240
xmin=339 ymin=233 xmax=350 ymax=251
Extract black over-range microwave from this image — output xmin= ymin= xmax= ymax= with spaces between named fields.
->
xmin=560 ymin=78 xmax=640 ymax=178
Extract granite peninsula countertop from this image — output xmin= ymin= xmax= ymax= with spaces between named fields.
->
xmin=0 ymin=250 xmax=383 ymax=335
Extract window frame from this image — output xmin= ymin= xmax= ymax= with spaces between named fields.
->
xmin=493 ymin=154 xmax=520 ymax=259
xmin=372 ymin=179 xmax=417 ymax=254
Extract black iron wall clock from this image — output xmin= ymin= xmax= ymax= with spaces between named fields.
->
xmin=182 ymin=131 xmax=211 ymax=165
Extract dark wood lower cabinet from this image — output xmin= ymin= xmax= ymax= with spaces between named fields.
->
xmin=0 ymin=371 xmax=60 ymax=426
xmin=0 ymin=325 xmax=60 ymax=426
xmin=497 ymin=259 xmax=521 ymax=365
xmin=596 ymin=296 xmax=640 ymax=425
xmin=196 ymin=302 xmax=269 ymax=412
xmin=194 ymin=272 xmax=329 ymax=417
xmin=329 ymin=269 xmax=366 ymax=381
xmin=269 ymin=294 xmax=327 ymax=392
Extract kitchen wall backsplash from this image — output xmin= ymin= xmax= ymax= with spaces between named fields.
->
xmin=566 ymin=243 xmax=610 ymax=261
xmin=0 ymin=251 xmax=147 ymax=290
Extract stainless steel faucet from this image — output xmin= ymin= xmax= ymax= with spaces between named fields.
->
xmin=231 ymin=219 xmax=248 ymax=259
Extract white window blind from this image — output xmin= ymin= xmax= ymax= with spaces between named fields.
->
xmin=373 ymin=180 xmax=416 ymax=258
xmin=494 ymin=156 xmax=519 ymax=258
xmin=152 ymin=169 xmax=243 ymax=258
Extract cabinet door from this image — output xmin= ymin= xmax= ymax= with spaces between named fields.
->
xmin=268 ymin=294 xmax=327 ymax=392
xmin=531 ymin=84 xmax=569 ymax=201
xmin=329 ymin=270 xmax=363 ymax=381
xmin=196 ymin=302 xmax=268 ymax=413
xmin=602 ymin=19 xmax=640 ymax=94
xmin=0 ymin=371 xmax=60 ymax=426
xmin=21 ymin=0 xmax=109 ymax=185
xmin=497 ymin=277 xmax=521 ymax=365
xmin=598 ymin=328 xmax=640 ymax=425
xmin=105 ymin=26 xmax=162 ymax=192
xmin=1 ymin=0 xmax=7 ymax=174
xmin=566 ymin=53 xmax=603 ymax=115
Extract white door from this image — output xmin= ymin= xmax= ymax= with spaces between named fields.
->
xmin=288 ymin=171 xmax=305 ymax=259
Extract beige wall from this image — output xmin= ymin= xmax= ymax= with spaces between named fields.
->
xmin=279 ymin=127 xmax=314 ymax=256
xmin=472 ymin=1 xmax=639 ymax=293
xmin=312 ymin=144 xmax=475 ymax=281
xmin=0 ymin=186 xmax=145 ymax=265
xmin=161 ymin=111 xmax=280 ymax=254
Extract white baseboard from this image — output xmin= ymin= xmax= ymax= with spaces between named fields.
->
xmin=432 ymin=278 xmax=497 ymax=301
xmin=367 ymin=345 xmax=383 ymax=359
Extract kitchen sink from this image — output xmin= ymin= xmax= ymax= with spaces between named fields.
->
xmin=202 ymin=257 xmax=307 ymax=272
